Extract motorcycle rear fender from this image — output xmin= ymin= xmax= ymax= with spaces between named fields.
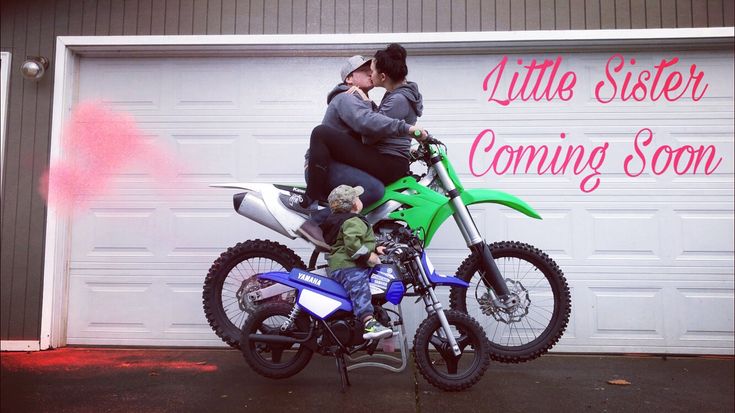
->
xmin=424 ymin=189 xmax=541 ymax=246
xmin=210 ymin=183 xmax=306 ymax=238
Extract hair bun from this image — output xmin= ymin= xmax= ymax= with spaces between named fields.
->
xmin=387 ymin=43 xmax=407 ymax=60
xmin=374 ymin=43 xmax=409 ymax=82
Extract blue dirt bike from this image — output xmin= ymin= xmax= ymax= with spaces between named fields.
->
xmin=240 ymin=226 xmax=491 ymax=391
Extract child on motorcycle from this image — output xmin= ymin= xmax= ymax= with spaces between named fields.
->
xmin=319 ymin=184 xmax=393 ymax=340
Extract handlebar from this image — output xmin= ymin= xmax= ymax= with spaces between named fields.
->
xmin=412 ymin=129 xmax=442 ymax=146
xmin=409 ymin=130 xmax=444 ymax=164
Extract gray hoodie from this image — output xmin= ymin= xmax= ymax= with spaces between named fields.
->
xmin=321 ymin=84 xmax=412 ymax=140
xmin=366 ymin=81 xmax=424 ymax=159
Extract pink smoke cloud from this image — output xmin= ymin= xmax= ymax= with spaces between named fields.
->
xmin=40 ymin=102 xmax=182 ymax=214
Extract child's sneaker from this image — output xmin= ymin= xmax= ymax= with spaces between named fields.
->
xmin=363 ymin=318 xmax=393 ymax=340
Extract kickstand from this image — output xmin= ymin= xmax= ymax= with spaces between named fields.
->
xmin=335 ymin=353 xmax=351 ymax=392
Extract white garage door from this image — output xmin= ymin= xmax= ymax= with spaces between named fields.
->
xmin=66 ymin=49 xmax=734 ymax=354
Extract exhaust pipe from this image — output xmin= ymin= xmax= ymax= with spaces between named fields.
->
xmin=233 ymin=192 xmax=292 ymax=238
xmin=248 ymin=333 xmax=312 ymax=345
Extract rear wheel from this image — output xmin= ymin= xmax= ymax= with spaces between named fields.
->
xmin=241 ymin=302 xmax=313 ymax=379
xmin=449 ymin=241 xmax=571 ymax=363
xmin=202 ymin=239 xmax=306 ymax=349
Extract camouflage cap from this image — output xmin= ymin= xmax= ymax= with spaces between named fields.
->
xmin=327 ymin=185 xmax=364 ymax=213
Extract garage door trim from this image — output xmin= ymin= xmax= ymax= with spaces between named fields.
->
xmin=40 ymin=28 xmax=735 ymax=350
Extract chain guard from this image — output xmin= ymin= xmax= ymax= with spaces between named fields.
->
xmin=236 ymin=277 xmax=293 ymax=315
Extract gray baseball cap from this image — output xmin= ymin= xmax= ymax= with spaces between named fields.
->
xmin=328 ymin=185 xmax=364 ymax=212
xmin=340 ymin=55 xmax=372 ymax=82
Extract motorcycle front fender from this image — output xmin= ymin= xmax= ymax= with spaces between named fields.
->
xmin=460 ymin=189 xmax=541 ymax=219
xmin=424 ymin=189 xmax=541 ymax=246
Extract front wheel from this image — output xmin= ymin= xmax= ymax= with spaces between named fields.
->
xmin=449 ymin=241 xmax=571 ymax=363
xmin=413 ymin=310 xmax=491 ymax=391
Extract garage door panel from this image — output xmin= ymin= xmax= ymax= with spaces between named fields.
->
xmin=67 ymin=278 xmax=156 ymax=341
xmin=674 ymin=210 xmax=735 ymax=261
xmin=590 ymin=210 xmax=661 ymax=259
xmin=160 ymin=281 xmax=213 ymax=335
xmin=79 ymin=61 xmax=163 ymax=111
xmin=676 ymin=288 xmax=735 ymax=342
xmin=67 ymin=276 xmax=221 ymax=345
xmin=251 ymin=132 xmax=309 ymax=178
xmin=173 ymin=63 xmax=242 ymax=110
xmin=168 ymin=207 xmax=247 ymax=257
xmin=245 ymin=58 xmax=341 ymax=117
xmin=173 ymin=133 xmax=242 ymax=182
xmin=70 ymin=207 xmax=158 ymax=260
xmin=505 ymin=209 xmax=575 ymax=259
xmin=590 ymin=287 xmax=665 ymax=339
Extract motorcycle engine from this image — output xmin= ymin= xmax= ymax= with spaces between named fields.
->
xmin=322 ymin=318 xmax=364 ymax=347
xmin=373 ymin=221 xmax=417 ymax=277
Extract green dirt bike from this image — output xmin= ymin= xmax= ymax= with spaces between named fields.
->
xmin=204 ymin=135 xmax=571 ymax=364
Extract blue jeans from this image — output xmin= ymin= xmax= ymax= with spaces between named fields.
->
xmin=307 ymin=161 xmax=385 ymax=224
xmin=331 ymin=267 xmax=373 ymax=320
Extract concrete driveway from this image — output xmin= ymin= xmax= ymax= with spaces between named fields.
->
xmin=2 ymin=348 xmax=733 ymax=413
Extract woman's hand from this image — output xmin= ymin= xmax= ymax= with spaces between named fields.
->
xmin=346 ymin=86 xmax=371 ymax=101
xmin=409 ymin=126 xmax=428 ymax=141
xmin=376 ymin=246 xmax=386 ymax=255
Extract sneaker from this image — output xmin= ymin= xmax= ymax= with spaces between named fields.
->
xmin=363 ymin=318 xmax=393 ymax=340
xmin=297 ymin=221 xmax=330 ymax=250
xmin=279 ymin=193 xmax=316 ymax=216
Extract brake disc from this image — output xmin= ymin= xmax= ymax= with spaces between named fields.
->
xmin=477 ymin=279 xmax=531 ymax=324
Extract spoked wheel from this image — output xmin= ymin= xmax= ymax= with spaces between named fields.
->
xmin=240 ymin=302 xmax=313 ymax=379
xmin=449 ymin=241 xmax=571 ymax=363
xmin=202 ymin=239 xmax=306 ymax=349
xmin=413 ymin=310 xmax=491 ymax=391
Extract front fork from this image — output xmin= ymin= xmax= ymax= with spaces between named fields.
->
xmin=430 ymin=155 xmax=511 ymax=298
xmin=469 ymin=242 xmax=511 ymax=298
xmin=414 ymin=257 xmax=462 ymax=356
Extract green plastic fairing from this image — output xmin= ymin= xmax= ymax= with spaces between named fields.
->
xmin=364 ymin=176 xmax=541 ymax=247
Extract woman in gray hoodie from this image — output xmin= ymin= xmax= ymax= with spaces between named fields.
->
xmin=368 ymin=43 xmax=424 ymax=160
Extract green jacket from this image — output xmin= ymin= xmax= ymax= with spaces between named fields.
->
xmin=321 ymin=214 xmax=376 ymax=271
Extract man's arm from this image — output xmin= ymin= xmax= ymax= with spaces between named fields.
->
xmin=365 ymin=94 xmax=414 ymax=145
xmin=335 ymin=94 xmax=411 ymax=142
